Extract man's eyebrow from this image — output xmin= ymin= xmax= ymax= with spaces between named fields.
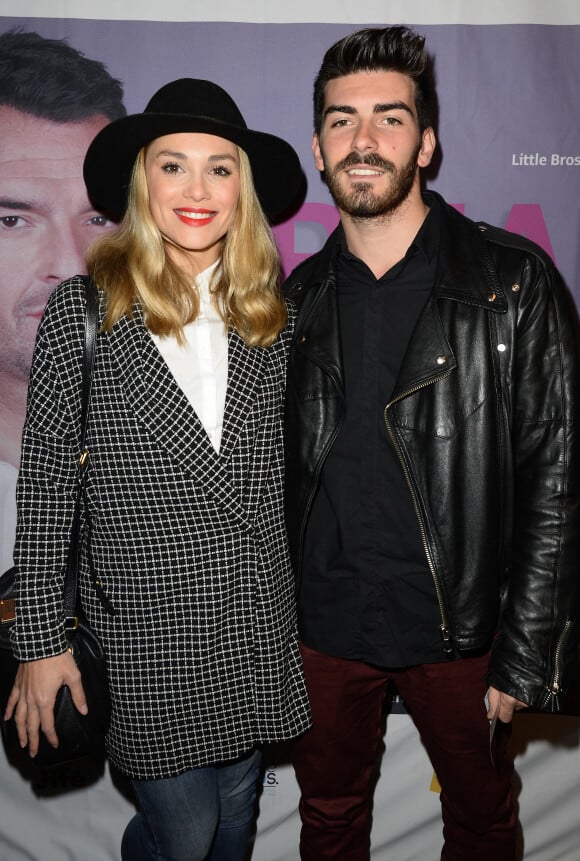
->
xmin=323 ymin=105 xmax=356 ymax=119
xmin=323 ymin=101 xmax=414 ymax=119
xmin=0 ymin=197 xmax=35 ymax=210
xmin=373 ymin=101 xmax=414 ymax=117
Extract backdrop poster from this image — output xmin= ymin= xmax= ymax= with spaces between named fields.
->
xmin=0 ymin=9 xmax=579 ymax=861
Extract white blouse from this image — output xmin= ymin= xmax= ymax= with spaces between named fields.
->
xmin=150 ymin=262 xmax=228 ymax=453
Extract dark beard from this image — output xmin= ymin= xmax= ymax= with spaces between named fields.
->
xmin=324 ymin=146 xmax=421 ymax=219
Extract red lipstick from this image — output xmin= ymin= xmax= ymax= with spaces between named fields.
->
xmin=174 ymin=208 xmax=216 ymax=227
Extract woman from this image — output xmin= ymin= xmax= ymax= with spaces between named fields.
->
xmin=6 ymin=78 xmax=310 ymax=860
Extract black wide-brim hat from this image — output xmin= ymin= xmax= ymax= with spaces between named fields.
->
xmin=83 ymin=78 xmax=304 ymax=223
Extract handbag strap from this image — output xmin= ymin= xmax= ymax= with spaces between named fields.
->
xmin=62 ymin=277 xmax=99 ymax=623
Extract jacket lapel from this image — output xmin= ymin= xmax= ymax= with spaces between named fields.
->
xmin=392 ymin=197 xmax=510 ymax=399
xmin=390 ymin=296 xmax=456 ymax=399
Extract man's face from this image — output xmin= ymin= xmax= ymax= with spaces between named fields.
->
xmin=313 ymin=70 xmax=435 ymax=220
xmin=0 ymin=107 xmax=113 ymax=382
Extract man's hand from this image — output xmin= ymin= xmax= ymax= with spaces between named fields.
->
xmin=486 ymin=685 xmax=528 ymax=724
xmin=4 ymin=652 xmax=88 ymax=757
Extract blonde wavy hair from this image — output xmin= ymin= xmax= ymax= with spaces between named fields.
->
xmin=86 ymin=145 xmax=286 ymax=347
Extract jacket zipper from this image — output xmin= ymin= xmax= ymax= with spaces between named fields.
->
xmin=541 ymin=619 xmax=572 ymax=712
xmin=384 ymin=373 xmax=454 ymax=656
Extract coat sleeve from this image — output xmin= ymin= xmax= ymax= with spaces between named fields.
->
xmin=487 ymin=249 xmax=580 ymax=710
xmin=269 ymin=300 xmax=296 ymax=390
xmin=11 ymin=280 xmax=86 ymax=662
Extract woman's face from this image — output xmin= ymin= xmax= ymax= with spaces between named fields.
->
xmin=145 ymin=132 xmax=241 ymax=273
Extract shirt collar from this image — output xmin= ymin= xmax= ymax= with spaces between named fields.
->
xmin=195 ymin=259 xmax=221 ymax=317
xmin=416 ymin=190 xmax=443 ymax=265
xmin=336 ymin=189 xmax=443 ymax=270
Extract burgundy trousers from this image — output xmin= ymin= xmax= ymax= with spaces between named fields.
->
xmin=293 ymin=643 xmax=517 ymax=861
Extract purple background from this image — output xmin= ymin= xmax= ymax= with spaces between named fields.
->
xmin=2 ymin=17 xmax=579 ymax=302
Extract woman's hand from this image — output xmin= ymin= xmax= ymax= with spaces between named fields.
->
xmin=4 ymin=652 xmax=88 ymax=757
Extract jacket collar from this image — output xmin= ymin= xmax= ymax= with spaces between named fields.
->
xmin=431 ymin=192 xmax=507 ymax=312
xmin=286 ymin=190 xmax=507 ymax=315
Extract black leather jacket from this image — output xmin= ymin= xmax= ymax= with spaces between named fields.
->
xmin=284 ymin=193 xmax=580 ymax=711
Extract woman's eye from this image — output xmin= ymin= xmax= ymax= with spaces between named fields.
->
xmin=161 ymin=162 xmax=183 ymax=174
xmin=211 ymin=165 xmax=232 ymax=177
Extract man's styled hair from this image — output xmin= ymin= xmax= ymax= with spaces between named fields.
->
xmin=313 ymin=26 xmax=434 ymax=135
xmin=0 ymin=30 xmax=126 ymax=122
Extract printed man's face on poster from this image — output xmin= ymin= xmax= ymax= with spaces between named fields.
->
xmin=0 ymin=106 xmax=113 ymax=383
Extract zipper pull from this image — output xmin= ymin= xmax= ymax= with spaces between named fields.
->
xmin=439 ymin=624 xmax=454 ymax=657
xmin=543 ymin=683 xmax=562 ymax=714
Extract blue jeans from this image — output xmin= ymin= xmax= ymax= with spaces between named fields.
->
xmin=121 ymin=748 xmax=262 ymax=861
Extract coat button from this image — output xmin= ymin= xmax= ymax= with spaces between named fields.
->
xmin=436 ymin=355 xmax=447 ymax=365
xmin=497 ymin=343 xmax=507 ymax=352
xmin=511 ymin=283 xmax=520 ymax=293
xmin=300 ymin=335 xmax=307 ymax=343
xmin=488 ymin=293 xmax=497 ymax=303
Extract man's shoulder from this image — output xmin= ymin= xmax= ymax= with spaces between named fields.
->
xmin=475 ymin=221 xmax=556 ymax=270
xmin=438 ymin=194 xmax=556 ymax=274
xmin=283 ymin=227 xmax=341 ymax=304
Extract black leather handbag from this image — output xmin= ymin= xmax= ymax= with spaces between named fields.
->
xmin=0 ymin=277 xmax=112 ymax=767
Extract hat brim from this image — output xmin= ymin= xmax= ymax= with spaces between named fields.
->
xmin=83 ymin=112 xmax=305 ymax=223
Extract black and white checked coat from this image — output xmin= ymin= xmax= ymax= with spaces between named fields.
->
xmin=13 ymin=277 xmax=310 ymax=779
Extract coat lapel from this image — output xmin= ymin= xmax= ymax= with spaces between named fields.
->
xmin=219 ymin=329 xmax=265 ymax=461
xmin=108 ymin=309 xmax=257 ymax=531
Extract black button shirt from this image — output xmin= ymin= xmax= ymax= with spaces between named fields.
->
xmin=299 ymin=195 xmax=448 ymax=667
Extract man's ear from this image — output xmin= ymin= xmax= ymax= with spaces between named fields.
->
xmin=418 ymin=127 xmax=436 ymax=168
xmin=312 ymin=133 xmax=325 ymax=173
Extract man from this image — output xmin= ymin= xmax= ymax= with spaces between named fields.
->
xmin=0 ymin=31 xmax=125 ymax=571
xmin=284 ymin=26 xmax=579 ymax=860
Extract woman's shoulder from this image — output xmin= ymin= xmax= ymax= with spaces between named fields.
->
xmin=261 ymin=300 xmax=295 ymax=378
xmin=39 ymin=275 xmax=100 ymax=337
xmin=32 ymin=276 xmax=100 ymax=371
xmin=44 ymin=275 xmax=89 ymax=313
xmin=284 ymin=299 xmax=297 ymax=328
